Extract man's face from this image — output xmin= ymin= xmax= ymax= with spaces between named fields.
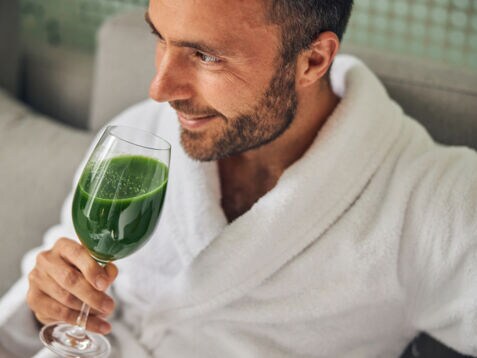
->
xmin=148 ymin=0 xmax=298 ymax=161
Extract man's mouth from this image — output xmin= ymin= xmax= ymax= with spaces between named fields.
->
xmin=176 ymin=111 xmax=217 ymax=130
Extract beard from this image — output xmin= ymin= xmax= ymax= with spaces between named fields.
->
xmin=171 ymin=59 xmax=298 ymax=161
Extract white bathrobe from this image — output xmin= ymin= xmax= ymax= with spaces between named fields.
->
xmin=1 ymin=55 xmax=477 ymax=358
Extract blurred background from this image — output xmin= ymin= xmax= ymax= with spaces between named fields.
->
xmin=19 ymin=0 xmax=477 ymax=62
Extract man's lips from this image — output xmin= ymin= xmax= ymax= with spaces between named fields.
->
xmin=177 ymin=111 xmax=217 ymax=130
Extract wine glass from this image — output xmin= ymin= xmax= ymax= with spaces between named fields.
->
xmin=39 ymin=125 xmax=171 ymax=357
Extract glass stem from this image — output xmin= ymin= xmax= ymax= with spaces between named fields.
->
xmin=73 ymin=302 xmax=91 ymax=338
xmin=65 ymin=302 xmax=91 ymax=341
xmin=67 ymin=261 xmax=107 ymax=340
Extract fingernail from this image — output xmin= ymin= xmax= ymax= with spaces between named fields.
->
xmin=100 ymin=322 xmax=111 ymax=334
xmin=96 ymin=276 xmax=108 ymax=291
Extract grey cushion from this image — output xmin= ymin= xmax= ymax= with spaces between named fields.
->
xmin=22 ymin=45 xmax=94 ymax=129
xmin=89 ymin=9 xmax=155 ymax=131
xmin=0 ymin=89 xmax=94 ymax=295
xmin=341 ymin=44 xmax=477 ymax=150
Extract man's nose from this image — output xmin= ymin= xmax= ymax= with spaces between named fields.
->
xmin=149 ymin=50 xmax=192 ymax=103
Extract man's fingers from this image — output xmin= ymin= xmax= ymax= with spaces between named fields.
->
xmin=29 ymin=268 xmax=83 ymax=311
xmin=54 ymin=238 xmax=112 ymax=291
xmin=38 ymin=251 xmax=115 ymax=315
xmin=30 ymin=290 xmax=79 ymax=325
xmin=28 ymin=238 xmax=117 ymax=336
xmin=105 ymin=262 xmax=119 ymax=282
xmin=86 ymin=315 xmax=112 ymax=335
xmin=32 ymin=291 xmax=112 ymax=334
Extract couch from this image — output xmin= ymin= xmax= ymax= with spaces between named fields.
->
xmin=0 ymin=8 xmax=476 ymax=358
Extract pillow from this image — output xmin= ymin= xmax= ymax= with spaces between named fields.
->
xmin=0 ymin=89 xmax=94 ymax=295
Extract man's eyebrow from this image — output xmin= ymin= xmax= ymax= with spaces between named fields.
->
xmin=144 ymin=11 xmax=229 ymax=57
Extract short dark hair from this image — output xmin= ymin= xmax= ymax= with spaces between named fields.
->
xmin=266 ymin=0 xmax=354 ymax=63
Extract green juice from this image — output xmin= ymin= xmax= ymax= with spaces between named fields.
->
xmin=72 ymin=155 xmax=168 ymax=262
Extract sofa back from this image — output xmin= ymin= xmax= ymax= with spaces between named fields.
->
xmin=89 ymin=10 xmax=156 ymax=131
xmin=341 ymin=44 xmax=477 ymax=150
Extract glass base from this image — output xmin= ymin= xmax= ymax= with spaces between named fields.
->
xmin=40 ymin=322 xmax=111 ymax=357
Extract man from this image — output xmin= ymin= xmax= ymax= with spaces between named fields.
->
xmin=2 ymin=0 xmax=477 ymax=356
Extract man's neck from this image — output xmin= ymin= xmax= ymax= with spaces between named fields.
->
xmin=219 ymin=81 xmax=340 ymax=222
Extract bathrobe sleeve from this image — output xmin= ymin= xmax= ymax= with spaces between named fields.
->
xmin=403 ymin=146 xmax=477 ymax=355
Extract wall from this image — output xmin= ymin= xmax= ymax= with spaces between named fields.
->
xmin=20 ymin=0 xmax=477 ymax=69
xmin=346 ymin=0 xmax=477 ymax=69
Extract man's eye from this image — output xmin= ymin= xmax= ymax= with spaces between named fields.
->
xmin=196 ymin=52 xmax=221 ymax=64
xmin=150 ymin=30 xmax=165 ymax=43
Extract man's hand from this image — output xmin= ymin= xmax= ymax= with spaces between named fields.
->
xmin=27 ymin=237 xmax=118 ymax=334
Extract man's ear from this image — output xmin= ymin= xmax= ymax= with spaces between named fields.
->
xmin=296 ymin=32 xmax=340 ymax=88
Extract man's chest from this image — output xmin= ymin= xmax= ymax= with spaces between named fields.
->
xmin=219 ymin=164 xmax=280 ymax=222
xmin=220 ymin=184 xmax=261 ymax=222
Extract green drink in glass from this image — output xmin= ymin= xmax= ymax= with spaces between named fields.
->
xmin=72 ymin=154 xmax=168 ymax=263
xmin=40 ymin=125 xmax=171 ymax=357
